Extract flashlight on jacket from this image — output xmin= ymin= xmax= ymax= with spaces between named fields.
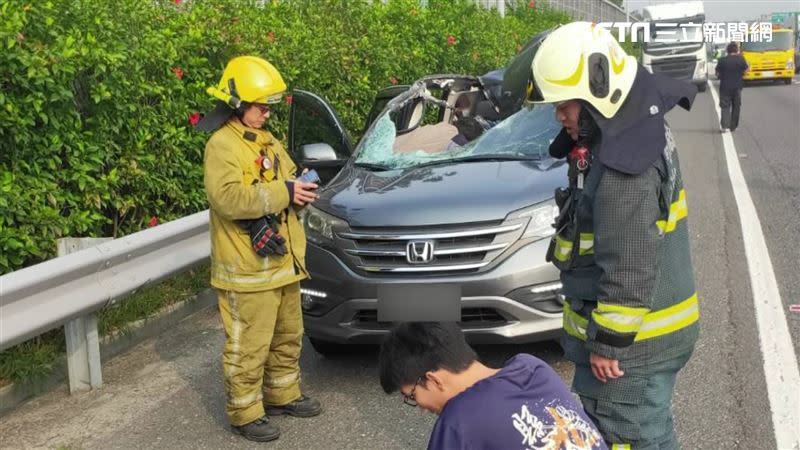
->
xmin=568 ymin=146 xmax=590 ymax=190
xmin=567 ymin=109 xmax=596 ymax=190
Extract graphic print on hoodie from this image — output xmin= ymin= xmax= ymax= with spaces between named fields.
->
xmin=427 ymin=354 xmax=606 ymax=450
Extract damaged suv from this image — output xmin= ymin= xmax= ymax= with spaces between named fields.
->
xmin=286 ymin=36 xmax=568 ymax=354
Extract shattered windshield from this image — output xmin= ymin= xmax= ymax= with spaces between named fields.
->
xmin=354 ymin=100 xmax=561 ymax=171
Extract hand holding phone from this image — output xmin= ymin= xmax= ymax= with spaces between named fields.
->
xmin=291 ymin=169 xmax=320 ymax=206
xmin=297 ymin=169 xmax=320 ymax=184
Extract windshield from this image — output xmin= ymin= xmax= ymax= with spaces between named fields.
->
xmin=742 ymin=32 xmax=794 ymax=52
xmin=644 ymin=22 xmax=704 ymax=49
xmin=354 ymin=101 xmax=561 ymax=171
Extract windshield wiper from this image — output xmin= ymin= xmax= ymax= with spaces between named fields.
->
xmin=353 ymin=162 xmax=392 ymax=171
xmin=413 ymin=153 xmax=541 ymax=169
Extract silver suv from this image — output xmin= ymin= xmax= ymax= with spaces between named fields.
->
xmin=285 ymin=35 xmax=567 ymax=354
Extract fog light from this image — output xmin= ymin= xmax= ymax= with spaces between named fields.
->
xmin=507 ymin=282 xmax=564 ymax=314
xmin=301 ymin=294 xmax=315 ymax=311
xmin=300 ymin=288 xmax=328 ymax=312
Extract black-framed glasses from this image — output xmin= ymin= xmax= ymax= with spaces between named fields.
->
xmin=402 ymin=376 xmax=424 ymax=407
xmin=253 ymin=103 xmax=271 ymax=115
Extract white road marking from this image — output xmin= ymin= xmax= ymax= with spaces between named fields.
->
xmin=708 ymin=81 xmax=800 ymax=450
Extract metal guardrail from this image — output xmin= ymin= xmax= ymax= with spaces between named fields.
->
xmin=0 ymin=210 xmax=210 ymax=390
xmin=0 ymin=210 xmax=209 ymax=351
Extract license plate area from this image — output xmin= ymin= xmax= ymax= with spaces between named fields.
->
xmin=377 ymin=284 xmax=461 ymax=322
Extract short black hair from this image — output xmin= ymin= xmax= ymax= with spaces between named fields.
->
xmin=378 ymin=322 xmax=477 ymax=394
xmin=727 ymin=42 xmax=739 ymax=54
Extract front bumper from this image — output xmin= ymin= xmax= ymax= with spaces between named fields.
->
xmin=744 ymin=69 xmax=795 ymax=80
xmin=301 ymin=238 xmax=563 ymax=345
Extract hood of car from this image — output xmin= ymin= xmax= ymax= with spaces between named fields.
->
xmin=314 ymin=159 xmax=567 ymax=227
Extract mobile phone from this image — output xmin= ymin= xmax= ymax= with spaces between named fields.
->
xmin=297 ymin=169 xmax=320 ymax=184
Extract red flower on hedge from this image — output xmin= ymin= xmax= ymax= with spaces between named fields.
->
xmin=148 ymin=216 xmax=159 ymax=228
xmin=267 ymin=31 xmax=276 ymax=43
xmin=174 ymin=0 xmax=182 ymax=5
xmin=189 ymin=112 xmax=201 ymax=126
xmin=447 ymin=35 xmax=456 ymax=46
xmin=528 ymin=0 xmax=535 ymax=8
xmin=390 ymin=77 xmax=398 ymax=85
xmin=172 ymin=67 xmax=184 ymax=80
xmin=285 ymin=95 xmax=293 ymax=105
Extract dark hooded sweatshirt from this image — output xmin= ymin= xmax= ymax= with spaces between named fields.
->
xmin=427 ymin=354 xmax=607 ymax=450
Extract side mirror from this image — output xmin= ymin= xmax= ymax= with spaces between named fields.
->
xmin=300 ymin=143 xmax=338 ymax=162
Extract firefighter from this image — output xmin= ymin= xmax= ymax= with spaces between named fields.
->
xmin=197 ymin=56 xmax=321 ymax=442
xmin=527 ymin=22 xmax=700 ymax=449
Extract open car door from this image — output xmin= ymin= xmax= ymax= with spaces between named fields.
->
xmin=481 ymin=30 xmax=552 ymax=119
xmin=288 ymin=90 xmax=354 ymax=185
xmin=362 ymin=85 xmax=411 ymax=134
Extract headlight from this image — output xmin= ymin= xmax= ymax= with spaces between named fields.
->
xmin=300 ymin=205 xmax=346 ymax=245
xmin=510 ymin=199 xmax=559 ymax=242
xmin=695 ymin=61 xmax=706 ymax=76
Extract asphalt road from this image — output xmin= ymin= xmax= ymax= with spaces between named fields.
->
xmin=1 ymin=74 xmax=798 ymax=449
xmin=728 ymin=76 xmax=800 ymax=360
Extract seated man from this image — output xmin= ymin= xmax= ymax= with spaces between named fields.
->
xmin=379 ymin=322 xmax=607 ymax=450
xmin=449 ymin=98 xmax=501 ymax=149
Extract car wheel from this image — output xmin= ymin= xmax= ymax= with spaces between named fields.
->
xmin=308 ymin=337 xmax=353 ymax=356
xmin=784 ymin=78 xmax=792 ymax=85
xmin=696 ymin=83 xmax=707 ymax=92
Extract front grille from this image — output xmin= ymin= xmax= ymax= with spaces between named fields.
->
xmin=351 ymin=308 xmax=507 ymax=329
xmin=651 ymin=57 xmax=696 ymax=80
xmin=645 ymin=44 xmax=704 ymax=57
xmin=751 ymin=63 xmax=785 ymax=71
xmin=459 ymin=307 xmax=506 ymax=326
xmin=337 ymin=220 xmax=524 ymax=275
xmin=360 ymin=251 xmax=486 ymax=266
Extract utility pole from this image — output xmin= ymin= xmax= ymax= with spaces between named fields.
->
xmin=626 ymin=0 xmax=630 ymax=22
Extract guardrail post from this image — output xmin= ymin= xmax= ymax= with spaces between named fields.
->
xmin=58 ymin=237 xmax=111 ymax=393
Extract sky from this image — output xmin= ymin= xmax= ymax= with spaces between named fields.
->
xmin=623 ymin=0 xmax=800 ymax=23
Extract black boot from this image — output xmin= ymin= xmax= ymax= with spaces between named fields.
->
xmin=265 ymin=395 xmax=322 ymax=418
xmin=232 ymin=416 xmax=280 ymax=442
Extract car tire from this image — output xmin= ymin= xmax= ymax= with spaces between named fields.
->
xmin=784 ymin=78 xmax=792 ymax=85
xmin=696 ymin=83 xmax=707 ymax=92
xmin=308 ymin=337 xmax=353 ymax=356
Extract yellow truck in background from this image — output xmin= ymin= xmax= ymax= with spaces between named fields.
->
xmin=741 ymin=28 xmax=796 ymax=85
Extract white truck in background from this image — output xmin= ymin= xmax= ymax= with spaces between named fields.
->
xmin=640 ymin=1 xmax=708 ymax=92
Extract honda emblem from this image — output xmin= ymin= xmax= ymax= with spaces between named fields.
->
xmin=406 ymin=240 xmax=435 ymax=264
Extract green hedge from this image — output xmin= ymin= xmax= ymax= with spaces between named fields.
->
xmin=0 ymin=0 xmax=568 ymax=274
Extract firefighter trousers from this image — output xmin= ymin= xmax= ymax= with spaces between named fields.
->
xmin=573 ymin=351 xmax=693 ymax=450
xmin=217 ymin=282 xmax=303 ymax=426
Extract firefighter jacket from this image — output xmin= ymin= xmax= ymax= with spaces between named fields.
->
xmin=203 ymin=119 xmax=308 ymax=292
xmin=549 ymin=68 xmax=700 ymax=367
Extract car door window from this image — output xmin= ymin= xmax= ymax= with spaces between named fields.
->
xmin=289 ymin=90 xmax=353 ymax=163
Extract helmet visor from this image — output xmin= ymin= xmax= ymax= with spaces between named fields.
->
xmin=524 ymin=78 xmax=545 ymax=105
xmin=255 ymin=92 xmax=285 ymax=105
